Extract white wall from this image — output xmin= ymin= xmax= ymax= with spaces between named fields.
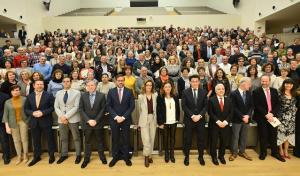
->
xmin=158 ymin=0 xmax=207 ymax=7
xmin=49 ymin=0 xmax=80 ymax=16
xmin=255 ymin=0 xmax=300 ymax=21
xmin=42 ymin=14 xmax=241 ymax=31
xmin=0 ymin=0 xmax=27 ymax=24
xmin=80 ymin=0 xmax=130 ymax=8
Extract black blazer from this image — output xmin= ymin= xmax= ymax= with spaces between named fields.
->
xmin=107 ymin=87 xmax=135 ymax=125
xmin=0 ymin=92 xmax=10 ymax=122
xmin=230 ymin=89 xmax=253 ymax=123
xmin=177 ymin=77 xmax=189 ymax=98
xmin=208 ymin=95 xmax=233 ymax=125
xmin=181 ymin=88 xmax=207 ymax=124
xmin=79 ymin=91 xmax=106 ymax=129
xmin=253 ymin=87 xmax=280 ymax=122
xmin=156 ymin=95 xmax=180 ymax=125
xmin=201 ymin=46 xmax=216 ymax=62
xmin=24 ymin=91 xmax=54 ymax=128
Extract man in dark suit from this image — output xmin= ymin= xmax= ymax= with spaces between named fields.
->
xmin=201 ymin=40 xmax=216 ymax=62
xmin=208 ymin=83 xmax=233 ymax=165
xmin=79 ymin=80 xmax=107 ymax=168
xmin=24 ymin=80 xmax=56 ymax=166
xmin=229 ymin=77 xmax=253 ymax=162
xmin=18 ymin=26 xmax=27 ymax=46
xmin=0 ymin=92 xmax=10 ymax=164
xmin=182 ymin=75 xmax=207 ymax=166
xmin=107 ymin=74 xmax=135 ymax=167
xmin=253 ymin=75 xmax=285 ymax=162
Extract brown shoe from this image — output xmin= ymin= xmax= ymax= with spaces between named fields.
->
xmin=148 ymin=157 xmax=153 ymax=164
xmin=145 ymin=156 xmax=149 ymax=167
xmin=229 ymin=154 xmax=237 ymax=161
xmin=239 ymin=152 xmax=252 ymax=161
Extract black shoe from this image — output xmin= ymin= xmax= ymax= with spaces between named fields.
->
xmin=148 ymin=157 xmax=153 ymax=164
xmin=81 ymin=159 xmax=90 ymax=168
xmin=184 ymin=156 xmax=189 ymax=166
xmin=99 ymin=154 xmax=107 ymax=165
xmin=212 ymin=157 xmax=219 ymax=166
xmin=259 ymin=153 xmax=266 ymax=160
xmin=164 ymin=153 xmax=169 ymax=163
xmin=56 ymin=156 xmax=68 ymax=164
xmin=271 ymin=153 xmax=286 ymax=162
xmin=218 ymin=157 xmax=226 ymax=165
xmin=109 ymin=158 xmax=118 ymax=167
xmin=49 ymin=155 xmax=55 ymax=164
xmin=145 ymin=156 xmax=150 ymax=167
xmin=198 ymin=157 xmax=205 ymax=166
xmin=28 ymin=157 xmax=41 ymax=167
xmin=75 ymin=156 xmax=82 ymax=164
xmin=3 ymin=157 xmax=10 ymax=165
xmin=125 ymin=159 xmax=132 ymax=166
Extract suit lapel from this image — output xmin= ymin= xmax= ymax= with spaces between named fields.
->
xmin=235 ymin=90 xmax=245 ymax=105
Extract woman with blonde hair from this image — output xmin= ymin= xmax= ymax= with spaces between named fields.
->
xmin=138 ymin=80 xmax=157 ymax=167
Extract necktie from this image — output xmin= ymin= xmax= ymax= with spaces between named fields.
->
xmin=118 ymin=88 xmax=122 ymax=103
xmin=242 ymin=91 xmax=246 ymax=104
xmin=193 ymin=89 xmax=197 ymax=105
xmin=219 ymin=97 xmax=224 ymax=112
xmin=36 ymin=92 xmax=42 ymax=108
xmin=63 ymin=91 xmax=68 ymax=104
xmin=266 ymin=89 xmax=272 ymax=112
xmin=90 ymin=93 xmax=95 ymax=108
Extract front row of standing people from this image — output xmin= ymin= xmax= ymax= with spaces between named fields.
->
xmin=0 ymin=74 xmax=296 ymax=168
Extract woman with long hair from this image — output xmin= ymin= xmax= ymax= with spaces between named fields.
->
xmin=0 ymin=71 xmax=17 ymax=96
xmin=156 ymin=80 xmax=180 ymax=163
xmin=209 ymin=68 xmax=230 ymax=97
xmin=138 ymin=80 xmax=157 ymax=167
xmin=278 ymin=79 xmax=297 ymax=159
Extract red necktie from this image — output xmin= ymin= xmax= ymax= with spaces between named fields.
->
xmin=219 ymin=98 xmax=224 ymax=112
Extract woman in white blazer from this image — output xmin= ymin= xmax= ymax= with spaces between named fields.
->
xmin=138 ymin=79 xmax=157 ymax=167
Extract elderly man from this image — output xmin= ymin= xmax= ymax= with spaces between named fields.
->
xmin=135 ymin=66 xmax=154 ymax=95
xmin=229 ymin=77 xmax=253 ymax=162
xmin=132 ymin=53 xmax=151 ymax=77
xmin=52 ymin=55 xmax=71 ymax=76
xmin=28 ymin=45 xmax=41 ymax=67
xmin=13 ymin=47 xmax=28 ymax=68
xmin=33 ymin=55 xmax=52 ymax=81
xmin=94 ymin=55 xmax=115 ymax=81
xmin=1 ymin=49 xmax=14 ymax=68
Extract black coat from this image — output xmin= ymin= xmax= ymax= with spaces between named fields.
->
xmin=156 ymin=95 xmax=180 ymax=125
xmin=230 ymin=89 xmax=253 ymax=123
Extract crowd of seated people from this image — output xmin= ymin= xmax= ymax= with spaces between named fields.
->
xmin=1 ymin=25 xmax=300 ymax=168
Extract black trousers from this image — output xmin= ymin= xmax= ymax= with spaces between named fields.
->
xmin=257 ymin=120 xmax=278 ymax=155
xmin=84 ymin=128 xmax=105 ymax=159
xmin=183 ymin=121 xmax=205 ymax=157
xmin=110 ymin=122 xmax=130 ymax=160
xmin=162 ymin=124 xmax=177 ymax=155
xmin=209 ymin=124 xmax=229 ymax=158
xmin=31 ymin=125 xmax=55 ymax=158
xmin=0 ymin=124 xmax=10 ymax=160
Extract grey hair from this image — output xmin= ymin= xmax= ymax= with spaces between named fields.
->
xmin=239 ymin=77 xmax=251 ymax=84
xmin=215 ymin=83 xmax=225 ymax=91
xmin=85 ymin=79 xmax=97 ymax=86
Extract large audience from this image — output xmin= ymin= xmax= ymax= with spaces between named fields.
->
xmin=1 ymin=25 xmax=300 ymax=168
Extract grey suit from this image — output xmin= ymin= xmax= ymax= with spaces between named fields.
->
xmin=79 ymin=91 xmax=106 ymax=159
xmin=138 ymin=93 xmax=157 ymax=157
xmin=54 ymin=89 xmax=81 ymax=157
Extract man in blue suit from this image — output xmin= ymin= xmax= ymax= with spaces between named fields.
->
xmin=107 ymin=74 xmax=135 ymax=167
xmin=24 ymin=80 xmax=56 ymax=166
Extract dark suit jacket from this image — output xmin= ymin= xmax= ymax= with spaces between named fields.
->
xmin=201 ymin=46 xmax=216 ymax=62
xmin=107 ymin=87 xmax=135 ymax=125
xmin=230 ymin=89 xmax=253 ymax=123
xmin=0 ymin=92 xmax=10 ymax=122
xmin=252 ymin=87 xmax=280 ymax=122
xmin=177 ymin=77 xmax=189 ymax=99
xmin=79 ymin=91 xmax=106 ymax=129
xmin=182 ymin=88 xmax=207 ymax=124
xmin=156 ymin=95 xmax=180 ymax=125
xmin=208 ymin=96 xmax=233 ymax=125
xmin=24 ymin=91 xmax=54 ymax=128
